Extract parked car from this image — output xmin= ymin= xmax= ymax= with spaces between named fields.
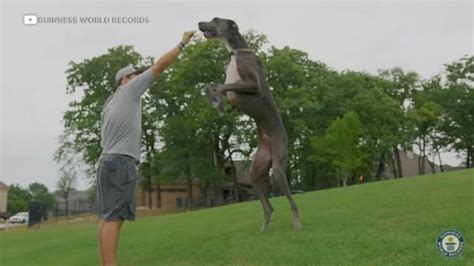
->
xmin=0 ymin=211 xmax=10 ymax=220
xmin=290 ymin=190 xmax=305 ymax=195
xmin=9 ymin=212 xmax=29 ymax=224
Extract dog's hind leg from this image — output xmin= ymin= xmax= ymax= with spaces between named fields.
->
xmin=251 ymin=178 xmax=273 ymax=232
xmin=249 ymin=138 xmax=273 ymax=232
xmin=272 ymin=146 xmax=302 ymax=230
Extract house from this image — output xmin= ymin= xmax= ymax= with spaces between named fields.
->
xmin=383 ymin=151 xmax=462 ymax=179
xmin=136 ymin=160 xmax=257 ymax=209
xmin=221 ymin=160 xmax=256 ymax=202
xmin=53 ymin=189 xmax=94 ymax=215
xmin=0 ymin=181 xmax=8 ymax=213
xmin=136 ymin=183 xmax=202 ymax=209
xmin=136 ymin=150 xmax=465 ymax=209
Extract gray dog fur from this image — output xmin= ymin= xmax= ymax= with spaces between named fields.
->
xmin=199 ymin=17 xmax=302 ymax=231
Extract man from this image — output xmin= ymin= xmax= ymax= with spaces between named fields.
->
xmin=97 ymin=31 xmax=195 ymax=266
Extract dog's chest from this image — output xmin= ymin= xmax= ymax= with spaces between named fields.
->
xmin=224 ymin=55 xmax=242 ymax=105
xmin=225 ymin=56 xmax=242 ymax=84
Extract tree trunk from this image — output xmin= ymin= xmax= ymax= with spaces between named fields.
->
xmin=466 ymin=147 xmax=473 ymax=168
xmin=428 ymin=160 xmax=436 ymax=173
xmin=147 ymin=159 xmax=155 ymax=209
xmin=143 ymin=126 xmax=158 ymax=210
xmin=417 ymin=152 xmax=422 ymax=175
xmin=293 ymin=154 xmax=301 ymax=189
xmin=148 ymin=176 xmax=152 ymax=209
xmin=204 ymin=184 xmax=210 ymax=207
xmin=375 ymin=151 xmax=385 ymax=180
xmin=228 ymin=157 xmax=239 ymax=202
xmin=65 ymin=195 xmax=69 ymax=217
xmin=187 ymin=177 xmax=193 ymax=207
xmin=437 ymin=152 xmax=444 ymax=172
xmin=420 ymin=137 xmax=426 ymax=175
xmin=156 ymin=185 xmax=161 ymax=208
xmin=186 ymin=153 xmax=193 ymax=207
xmin=394 ymin=147 xmax=403 ymax=178
xmin=430 ymin=151 xmax=438 ymax=174
xmin=389 ymin=152 xmax=398 ymax=179
xmin=417 ymin=138 xmax=422 ymax=175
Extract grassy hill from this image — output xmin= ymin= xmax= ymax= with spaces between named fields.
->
xmin=1 ymin=169 xmax=473 ymax=265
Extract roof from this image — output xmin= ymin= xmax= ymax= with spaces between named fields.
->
xmin=53 ymin=189 xmax=89 ymax=201
xmin=0 ymin=181 xmax=9 ymax=191
xmin=384 ymin=150 xmax=463 ymax=178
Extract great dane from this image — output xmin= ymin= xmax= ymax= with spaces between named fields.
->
xmin=198 ymin=17 xmax=302 ymax=231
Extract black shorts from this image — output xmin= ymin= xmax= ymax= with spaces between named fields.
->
xmin=96 ymin=154 xmax=139 ymax=222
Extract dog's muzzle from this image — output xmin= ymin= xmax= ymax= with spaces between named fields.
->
xmin=198 ymin=22 xmax=217 ymax=38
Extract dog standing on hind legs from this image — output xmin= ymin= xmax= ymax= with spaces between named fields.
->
xmin=198 ymin=17 xmax=302 ymax=231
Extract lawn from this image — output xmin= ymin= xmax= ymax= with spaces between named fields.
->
xmin=1 ymin=169 xmax=473 ymax=265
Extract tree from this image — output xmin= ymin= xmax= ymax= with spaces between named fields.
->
xmin=57 ymin=30 xmax=470 ymax=200
xmin=337 ymin=71 xmax=405 ymax=180
xmin=86 ymin=184 xmax=97 ymax=212
xmin=150 ymin=34 xmax=266 ymax=206
xmin=264 ymin=46 xmax=340 ymax=190
xmin=378 ymin=67 xmax=420 ymax=177
xmin=7 ymin=183 xmax=55 ymax=215
xmin=28 ymin=182 xmax=55 ymax=209
xmin=437 ymin=55 xmax=474 ymax=167
xmin=56 ymin=166 xmax=77 ymax=216
xmin=409 ymin=78 xmax=445 ymax=174
xmin=148 ymin=38 xmax=228 ymax=207
xmin=6 ymin=184 xmax=29 ymax=214
xmin=61 ymin=46 xmax=152 ymax=176
xmin=310 ymin=112 xmax=364 ymax=186
xmin=55 ymin=125 xmax=82 ymax=216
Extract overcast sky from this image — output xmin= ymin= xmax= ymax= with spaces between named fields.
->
xmin=0 ymin=0 xmax=472 ymax=191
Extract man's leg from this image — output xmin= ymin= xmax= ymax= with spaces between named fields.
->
xmin=101 ymin=219 xmax=123 ymax=266
xmin=98 ymin=220 xmax=106 ymax=266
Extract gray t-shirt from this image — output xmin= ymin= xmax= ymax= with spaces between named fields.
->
xmin=100 ymin=68 xmax=153 ymax=161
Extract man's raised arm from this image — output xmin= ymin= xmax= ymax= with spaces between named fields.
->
xmin=152 ymin=31 xmax=196 ymax=79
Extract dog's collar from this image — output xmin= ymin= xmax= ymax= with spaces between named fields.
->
xmin=229 ymin=48 xmax=253 ymax=56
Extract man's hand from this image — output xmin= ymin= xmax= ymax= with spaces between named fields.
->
xmin=151 ymin=30 xmax=196 ymax=79
xmin=181 ymin=31 xmax=196 ymax=45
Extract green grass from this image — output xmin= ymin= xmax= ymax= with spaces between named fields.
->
xmin=1 ymin=169 xmax=473 ymax=265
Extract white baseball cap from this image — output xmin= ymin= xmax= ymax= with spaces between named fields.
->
xmin=115 ymin=65 xmax=142 ymax=83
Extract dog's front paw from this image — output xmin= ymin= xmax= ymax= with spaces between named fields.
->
xmin=213 ymin=97 xmax=224 ymax=114
xmin=204 ymin=83 xmax=217 ymax=92
xmin=205 ymin=84 xmax=224 ymax=113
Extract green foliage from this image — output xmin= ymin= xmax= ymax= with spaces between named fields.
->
xmin=437 ymin=55 xmax=474 ymax=167
xmin=6 ymin=184 xmax=30 ymax=214
xmin=151 ymin=32 xmax=271 ymax=191
xmin=62 ymin=46 xmax=152 ymax=170
xmin=28 ymin=183 xmax=55 ymax=209
xmin=264 ymin=47 xmax=339 ymax=188
xmin=349 ymin=76 xmax=406 ymax=178
xmin=310 ymin=112 xmax=364 ymax=186
xmin=378 ymin=67 xmax=419 ymax=105
xmin=6 ymin=183 xmax=55 ymax=214
xmin=59 ymin=30 xmax=472 ymax=196
xmin=150 ymin=39 xmax=230 ymax=188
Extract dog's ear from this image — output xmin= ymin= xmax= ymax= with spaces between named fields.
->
xmin=229 ymin=20 xmax=239 ymax=31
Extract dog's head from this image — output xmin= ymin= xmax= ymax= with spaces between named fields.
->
xmin=198 ymin=17 xmax=239 ymax=39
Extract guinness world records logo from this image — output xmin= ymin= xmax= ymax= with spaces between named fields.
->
xmin=437 ymin=229 xmax=465 ymax=258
